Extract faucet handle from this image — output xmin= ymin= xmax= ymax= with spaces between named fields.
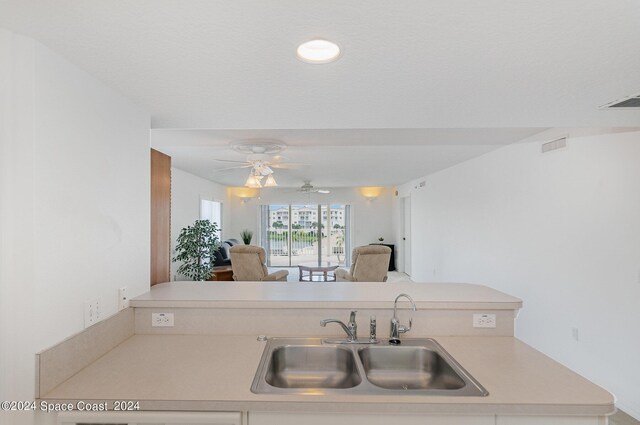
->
xmin=349 ymin=310 xmax=357 ymax=323
xmin=399 ymin=317 xmax=412 ymax=334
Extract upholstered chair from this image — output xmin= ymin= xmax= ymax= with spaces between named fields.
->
xmin=229 ymin=245 xmax=289 ymax=281
xmin=335 ymin=245 xmax=391 ymax=282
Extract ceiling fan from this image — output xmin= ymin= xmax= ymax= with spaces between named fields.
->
xmin=213 ymin=153 xmax=302 ymax=171
xmin=297 ymin=181 xmax=330 ymax=194
xmin=211 ymin=140 xmax=306 ymax=187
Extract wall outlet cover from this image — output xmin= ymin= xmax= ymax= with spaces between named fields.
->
xmin=473 ymin=313 xmax=496 ymax=328
xmin=95 ymin=297 xmax=101 ymax=320
xmin=152 ymin=312 xmax=175 ymax=327
xmin=83 ymin=299 xmax=100 ymax=328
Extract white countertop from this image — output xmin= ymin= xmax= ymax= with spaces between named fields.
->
xmin=131 ymin=281 xmax=523 ymax=310
xmin=41 ymin=334 xmax=613 ymax=415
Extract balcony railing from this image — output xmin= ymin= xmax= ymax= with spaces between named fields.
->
xmin=267 ymin=228 xmax=345 ymax=267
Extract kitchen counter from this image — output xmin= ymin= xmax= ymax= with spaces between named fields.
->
xmin=130 ymin=281 xmax=523 ymax=310
xmin=41 ymin=334 xmax=614 ymax=415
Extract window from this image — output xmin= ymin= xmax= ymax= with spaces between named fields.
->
xmin=260 ymin=204 xmax=351 ymax=267
xmin=200 ymin=199 xmax=222 ymax=239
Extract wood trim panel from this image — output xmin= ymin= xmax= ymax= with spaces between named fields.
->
xmin=150 ymin=148 xmax=171 ymax=286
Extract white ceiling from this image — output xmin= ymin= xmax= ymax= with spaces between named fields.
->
xmin=2 ymin=1 xmax=639 ymax=187
xmin=153 ymin=128 xmax=544 ymax=187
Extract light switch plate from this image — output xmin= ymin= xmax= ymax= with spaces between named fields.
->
xmin=118 ymin=287 xmax=129 ymax=310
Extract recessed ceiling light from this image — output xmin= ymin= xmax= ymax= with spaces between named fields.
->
xmin=296 ymin=39 xmax=341 ymax=64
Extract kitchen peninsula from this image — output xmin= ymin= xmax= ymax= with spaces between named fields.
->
xmin=37 ymin=282 xmax=614 ymax=425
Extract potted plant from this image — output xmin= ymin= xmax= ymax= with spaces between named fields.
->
xmin=172 ymin=219 xmax=221 ymax=281
xmin=240 ymin=229 xmax=253 ymax=245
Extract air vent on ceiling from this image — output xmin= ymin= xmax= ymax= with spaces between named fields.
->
xmin=600 ymin=93 xmax=640 ymax=109
xmin=541 ymin=137 xmax=567 ymax=153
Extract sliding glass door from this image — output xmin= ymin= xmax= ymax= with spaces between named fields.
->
xmin=262 ymin=204 xmax=350 ymax=267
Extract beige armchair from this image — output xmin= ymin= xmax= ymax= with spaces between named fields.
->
xmin=229 ymin=245 xmax=289 ymax=281
xmin=335 ymin=245 xmax=392 ymax=282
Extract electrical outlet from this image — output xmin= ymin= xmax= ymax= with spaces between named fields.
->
xmin=84 ymin=301 xmax=95 ymax=328
xmin=152 ymin=312 xmax=174 ymax=327
xmin=84 ymin=299 xmax=100 ymax=328
xmin=473 ymin=313 xmax=496 ymax=328
xmin=118 ymin=287 xmax=129 ymax=310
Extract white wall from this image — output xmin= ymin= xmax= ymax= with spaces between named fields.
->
xmin=227 ymin=187 xmax=395 ymax=261
xmin=171 ymin=167 xmax=229 ymax=280
xmin=399 ymin=130 xmax=640 ymax=418
xmin=0 ymin=28 xmax=150 ymax=416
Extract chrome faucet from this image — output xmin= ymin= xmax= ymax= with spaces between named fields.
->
xmin=389 ymin=293 xmax=417 ymax=345
xmin=369 ymin=315 xmax=377 ymax=342
xmin=320 ymin=311 xmax=358 ymax=342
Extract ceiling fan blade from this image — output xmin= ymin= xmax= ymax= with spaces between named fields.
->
xmin=270 ymin=163 xmax=309 ymax=169
xmin=212 ymin=165 xmax=252 ymax=172
xmin=298 ymin=188 xmax=330 ymax=194
xmin=212 ymin=158 xmax=249 ymax=164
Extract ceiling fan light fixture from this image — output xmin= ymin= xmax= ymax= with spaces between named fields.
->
xmin=296 ymin=39 xmax=341 ymax=64
xmin=244 ymin=174 xmax=262 ymax=188
xmin=263 ymin=175 xmax=278 ymax=187
xmin=257 ymin=164 xmax=273 ymax=176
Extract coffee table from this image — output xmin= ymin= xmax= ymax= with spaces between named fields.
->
xmin=209 ymin=265 xmax=234 ymax=281
xmin=298 ymin=262 xmax=339 ymax=282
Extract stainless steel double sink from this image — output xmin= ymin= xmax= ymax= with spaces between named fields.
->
xmin=251 ymin=338 xmax=488 ymax=396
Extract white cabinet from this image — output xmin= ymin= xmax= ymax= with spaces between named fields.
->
xmin=496 ymin=416 xmax=607 ymax=425
xmin=248 ymin=412 xmax=494 ymax=425
xmin=249 ymin=412 xmax=609 ymax=425
xmin=56 ymin=411 xmax=242 ymax=425
xmin=54 ymin=410 xmax=610 ymax=425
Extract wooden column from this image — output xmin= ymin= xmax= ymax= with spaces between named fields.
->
xmin=150 ymin=148 xmax=171 ymax=286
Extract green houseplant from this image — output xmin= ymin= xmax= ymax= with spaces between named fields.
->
xmin=240 ymin=229 xmax=253 ymax=245
xmin=172 ymin=219 xmax=221 ymax=281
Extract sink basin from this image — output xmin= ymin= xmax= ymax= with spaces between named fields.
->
xmin=251 ymin=338 xmax=487 ymax=396
xmin=358 ymin=346 xmax=465 ymax=390
xmin=265 ymin=345 xmax=361 ymax=389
